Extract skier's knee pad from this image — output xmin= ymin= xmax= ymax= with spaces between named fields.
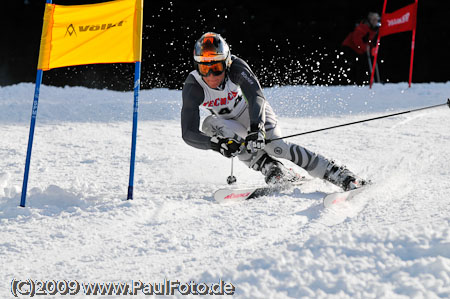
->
xmin=264 ymin=139 xmax=290 ymax=159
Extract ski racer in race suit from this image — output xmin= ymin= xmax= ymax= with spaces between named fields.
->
xmin=342 ymin=12 xmax=380 ymax=56
xmin=181 ymin=32 xmax=366 ymax=190
xmin=341 ymin=12 xmax=381 ymax=85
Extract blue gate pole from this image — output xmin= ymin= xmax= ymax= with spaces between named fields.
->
xmin=20 ymin=0 xmax=52 ymax=207
xmin=20 ymin=70 xmax=44 ymax=207
xmin=127 ymin=61 xmax=141 ymax=200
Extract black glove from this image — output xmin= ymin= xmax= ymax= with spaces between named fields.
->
xmin=210 ymin=136 xmax=242 ymax=158
xmin=245 ymin=124 xmax=266 ymax=153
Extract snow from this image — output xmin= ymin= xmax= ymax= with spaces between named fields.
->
xmin=1 ymin=82 xmax=449 ymax=298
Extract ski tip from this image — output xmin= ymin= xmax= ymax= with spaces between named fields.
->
xmin=323 ymin=183 xmax=372 ymax=209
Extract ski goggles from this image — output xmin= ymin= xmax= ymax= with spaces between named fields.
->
xmin=195 ymin=61 xmax=226 ymax=77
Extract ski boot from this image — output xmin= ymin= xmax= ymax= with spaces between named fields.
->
xmin=324 ymin=161 xmax=367 ymax=191
xmin=256 ymin=155 xmax=303 ymax=186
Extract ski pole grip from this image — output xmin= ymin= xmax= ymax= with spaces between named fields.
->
xmin=447 ymin=98 xmax=450 ymax=109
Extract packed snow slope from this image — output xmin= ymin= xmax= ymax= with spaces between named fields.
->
xmin=1 ymin=82 xmax=450 ymax=298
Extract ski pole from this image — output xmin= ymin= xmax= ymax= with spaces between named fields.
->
xmin=267 ymin=99 xmax=450 ymax=143
xmin=227 ymin=157 xmax=237 ymax=184
xmin=375 ymin=59 xmax=381 ymax=83
xmin=366 ymin=48 xmax=374 ymax=81
xmin=367 ymin=48 xmax=380 ymax=83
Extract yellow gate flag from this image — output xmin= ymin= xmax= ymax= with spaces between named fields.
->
xmin=38 ymin=0 xmax=143 ymax=71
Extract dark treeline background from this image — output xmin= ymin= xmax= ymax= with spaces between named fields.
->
xmin=1 ymin=0 xmax=448 ymax=91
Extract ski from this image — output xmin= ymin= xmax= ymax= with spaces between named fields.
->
xmin=214 ymin=185 xmax=284 ymax=203
xmin=215 ymin=180 xmax=371 ymax=205
xmin=323 ymin=184 xmax=371 ymax=208
xmin=214 ymin=174 xmax=308 ymax=202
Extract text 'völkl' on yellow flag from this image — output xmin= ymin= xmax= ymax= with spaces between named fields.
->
xmin=38 ymin=0 xmax=143 ymax=71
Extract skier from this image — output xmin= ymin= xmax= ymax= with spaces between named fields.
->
xmin=181 ymin=32 xmax=367 ymax=191
xmin=341 ymin=12 xmax=380 ymax=85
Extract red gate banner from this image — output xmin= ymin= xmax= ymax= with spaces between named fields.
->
xmin=379 ymin=2 xmax=417 ymax=37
